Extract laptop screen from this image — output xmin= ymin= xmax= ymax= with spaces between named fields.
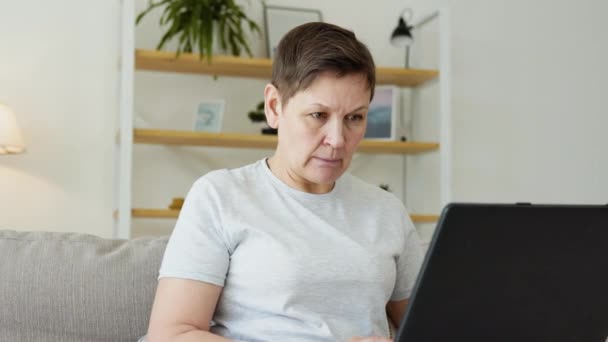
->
xmin=395 ymin=203 xmax=608 ymax=342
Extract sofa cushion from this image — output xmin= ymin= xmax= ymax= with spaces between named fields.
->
xmin=0 ymin=230 xmax=168 ymax=342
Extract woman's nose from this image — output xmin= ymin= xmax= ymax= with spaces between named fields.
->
xmin=323 ymin=120 xmax=345 ymax=148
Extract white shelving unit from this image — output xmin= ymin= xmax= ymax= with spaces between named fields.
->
xmin=116 ymin=0 xmax=135 ymax=239
xmin=115 ymin=1 xmax=451 ymax=239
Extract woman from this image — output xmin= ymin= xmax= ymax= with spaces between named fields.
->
xmin=146 ymin=22 xmax=423 ymax=342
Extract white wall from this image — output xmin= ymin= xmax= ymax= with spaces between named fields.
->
xmin=407 ymin=0 xmax=608 ymax=240
xmin=447 ymin=0 xmax=608 ymax=204
xmin=1 ymin=0 xmax=606 ymax=238
xmin=0 ymin=0 xmax=120 ymax=237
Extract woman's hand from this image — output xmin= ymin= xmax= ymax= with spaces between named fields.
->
xmin=347 ymin=337 xmax=392 ymax=342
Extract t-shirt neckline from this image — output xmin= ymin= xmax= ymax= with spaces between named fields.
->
xmin=259 ymin=158 xmax=342 ymax=200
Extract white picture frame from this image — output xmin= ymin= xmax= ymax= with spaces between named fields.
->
xmin=264 ymin=5 xmax=323 ymax=59
xmin=364 ymin=86 xmax=401 ymax=140
xmin=193 ymin=100 xmax=225 ymax=132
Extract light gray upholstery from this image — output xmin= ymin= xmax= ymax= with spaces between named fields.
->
xmin=0 ymin=230 xmax=168 ymax=342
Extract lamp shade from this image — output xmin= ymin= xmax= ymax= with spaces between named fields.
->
xmin=0 ymin=104 xmax=26 ymax=154
xmin=390 ymin=17 xmax=414 ymax=47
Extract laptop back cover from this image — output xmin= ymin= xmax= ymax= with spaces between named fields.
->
xmin=395 ymin=203 xmax=608 ymax=342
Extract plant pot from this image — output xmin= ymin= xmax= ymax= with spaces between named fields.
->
xmin=261 ymin=127 xmax=278 ymax=135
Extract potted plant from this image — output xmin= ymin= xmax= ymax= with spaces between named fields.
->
xmin=248 ymin=101 xmax=277 ymax=135
xmin=136 ymin=0 xmax=261 ymax=62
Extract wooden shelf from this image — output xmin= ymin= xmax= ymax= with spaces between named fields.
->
xmin=132 ymin=208 xmax=180 ymax=219
xmin=132 ymin=208 xmax=439 ymax=223
xmin=135 ymin=49 xmax=439 ymax=87
xmin=134 ymin=129 xmax=277 ymax=149
xmin=134 ymin=129 xmax=439 ymax=155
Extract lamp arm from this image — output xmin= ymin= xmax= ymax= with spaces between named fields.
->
xmin=413 ymin=10 xmax=439 ymax=29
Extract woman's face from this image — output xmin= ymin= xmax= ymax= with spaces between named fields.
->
xmin=265 ymin=72 xmax=371 ymax=193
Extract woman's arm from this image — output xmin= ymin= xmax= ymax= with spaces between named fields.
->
xmin=386 ymin=298 xmax=409 ymax=329
xmin=146 ymin=278 xmax=232 ymax=342
xmin=344 ymin=300 xmax=410 ymax=342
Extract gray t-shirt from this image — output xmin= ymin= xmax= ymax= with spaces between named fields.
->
xmin=159 ymin=159 xmax=424 ymax=341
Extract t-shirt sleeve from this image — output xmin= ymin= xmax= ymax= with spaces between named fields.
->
xmin=390 ymin=213 xmax=425 ymax=301
xmin=158 ymin=177 xmax=231 ymax=287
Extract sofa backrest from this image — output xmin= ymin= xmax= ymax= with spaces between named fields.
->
xmin=0 ymin=230 xmax=168 ymax=342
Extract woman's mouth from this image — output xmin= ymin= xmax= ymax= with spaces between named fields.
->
xmin=312 ymin=157 xmax=342 ymax=166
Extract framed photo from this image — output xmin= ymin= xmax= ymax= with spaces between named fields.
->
xmin=364 ymin=86 xmax=400 ymax=140
xmin=193 ymin=100 xmax=225 ymax=132
xmin=264 ymin=5 xmax=323 ymax=59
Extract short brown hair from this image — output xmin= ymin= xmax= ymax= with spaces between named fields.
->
xmin=271 ymin=22 xmax=376 ymax=106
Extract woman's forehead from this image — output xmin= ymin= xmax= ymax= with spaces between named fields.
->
xmin=291 ymin=73 xmax=371 ymax=108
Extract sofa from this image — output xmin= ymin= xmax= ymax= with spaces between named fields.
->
xmin=0 ymin=229 xmax=168 ymax=342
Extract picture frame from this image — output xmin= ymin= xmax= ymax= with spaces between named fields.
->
xmin=193 ymin=100 xmax=225 ymax=132
xmin=264 ymin=5 xmax=323 ymax=59
xmin=364 ymin=86 xmax=401 ymax=140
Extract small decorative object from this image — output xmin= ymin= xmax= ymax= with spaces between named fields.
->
xmin=248 ymin=101 xmax=277 ymax=135
xmin=364 ymin=86 xmax=400 ymax=140
xmin=136 ymin=0 xmax=261 ymax=62
xmin=264 ymin=5 xmax=323 ymax=59
xmin=193 ymin=100 xmax=224 ymax=132
xmin=379 ymin=184 xmax=391 ymax=192
xmin=169 ymin=197 xmax=184 ymax=210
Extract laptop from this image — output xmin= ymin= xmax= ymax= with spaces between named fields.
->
xmin=394 ymin=203 xmax=608 ymax=342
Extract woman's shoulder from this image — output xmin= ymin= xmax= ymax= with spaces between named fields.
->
xmin=340 ymin=173 xmax=403 ymax=207
xmin=191 ymin=160 xmax=264 ymax=192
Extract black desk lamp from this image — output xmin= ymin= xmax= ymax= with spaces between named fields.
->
xmin=390 ymin=8 xmax=414 ymax=68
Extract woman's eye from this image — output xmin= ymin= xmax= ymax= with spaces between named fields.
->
xmin=346 ymin=114 xmax=364 ymax=122
xmin=310 ymin=112 xmax=325 ymax=119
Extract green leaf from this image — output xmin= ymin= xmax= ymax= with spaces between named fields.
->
xmin=218 ymin=15 xmax=228 ymax=51
xmin=248 ymin=19 xmax=261 ymax=35
xmin=156 ymin=24 xmax=179 ymax=50
xmin=228 ymin=28 xmax=241 ymax=56
xmin=200 ymin=6 xmax=214 ymax=62
xmin=135 ymin=0 xmax=172 ymax=25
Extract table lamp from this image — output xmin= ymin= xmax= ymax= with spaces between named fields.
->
xmin=0 ymin=103 xmax=26 ymax=154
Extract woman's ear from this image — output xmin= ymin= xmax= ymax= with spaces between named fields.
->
xmin=264 ymin=84 xmax=282 ymax=129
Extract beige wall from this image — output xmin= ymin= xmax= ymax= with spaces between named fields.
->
xmin=0 ymin=0 xmax=119 ymax=237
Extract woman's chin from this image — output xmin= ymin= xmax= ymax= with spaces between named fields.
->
xmin=306 ymin=169 xmax=344 ymax=187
